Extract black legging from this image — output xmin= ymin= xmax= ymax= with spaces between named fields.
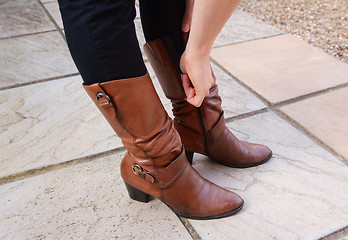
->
xmin=58 ymin=0 xmax=186 ymax=85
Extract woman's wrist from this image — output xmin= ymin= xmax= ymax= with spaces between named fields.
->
xmin=184 ymin=45 xmax=211 ymax=63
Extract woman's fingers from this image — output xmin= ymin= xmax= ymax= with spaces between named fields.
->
xmin=182 ymin=0 xmax=194 ymax=32
xmin=181 ymin=73 xmax=207 ymax=107
xmin=181 ymin=73 xmax=195 ymax=99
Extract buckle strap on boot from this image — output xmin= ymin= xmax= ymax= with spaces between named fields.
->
xmin=83 ymin=83 xmax=118 ymax=123
xmin=96 ymin=92 xmax=111 ymax=107
xmin=130 ymin=146 xmax=188 ymax=188
xmin=132 ymin=163 xmax=155 ymax=183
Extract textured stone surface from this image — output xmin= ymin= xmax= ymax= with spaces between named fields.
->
xmin=0 ymin=32 xmax=77 ymax=88
xmin=214 ymin=9 xmax=284 ymax=47
xmin=0 ymin=0 xmax=55 ymax=38
xmin=211 ymin=34 xmax=348 ymax=103
xmin=0 ymin=151 xmax=192 ymax=240
xmin=188 ymin=112 xmax=348 ymax=239
xmin=0 ymin=76 xmax=120 ymax=178
xmin=281 ymin=87 xmax=348 ymax=161
xmin=342 ymin=235 xmax=348 ymax=240
xmin=44 ymin=1 xmax=63 ymax=29
xmin=211 ymin=62 xmax=266 ymax=118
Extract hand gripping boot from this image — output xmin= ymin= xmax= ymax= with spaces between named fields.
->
xmin=144 ymin=39 xmax=272 ymax=168
xmin=83 ymin=73 xmax=243 ymax=219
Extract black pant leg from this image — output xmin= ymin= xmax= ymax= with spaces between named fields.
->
xmin=58 ymin=0 xmax=146 ymax=85
xmin=139 ymin=0 xmax=186 ymax=56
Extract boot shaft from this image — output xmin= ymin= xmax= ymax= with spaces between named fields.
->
xmin=83 ymin=73 xmax=182 ymax=172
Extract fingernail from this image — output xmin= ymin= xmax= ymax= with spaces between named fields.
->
xmin=182 ymin=24 xmax=190 ymax=32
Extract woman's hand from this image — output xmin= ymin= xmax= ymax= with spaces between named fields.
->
xmin=180 ymin=0 xmax=241 ymax=107
xmin=180 ymin=50 xmax=215 ymax=107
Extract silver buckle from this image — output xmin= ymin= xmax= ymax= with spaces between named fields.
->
xmin=96 ymin=93 xmax=111 ymax=107
xmin=132 ymin=163 xmax=155 ymax=183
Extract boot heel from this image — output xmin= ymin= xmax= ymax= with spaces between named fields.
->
xmin=124 ymin=182 xmax=152 ymax=203
xmin=185 ymin=151 xmax=194 ymax=165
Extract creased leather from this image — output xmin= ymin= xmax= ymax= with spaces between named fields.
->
xmin=83 ymin=73 xmax=243 ymax=218
xmin=145 ymin=39 xmax=272 ymax=167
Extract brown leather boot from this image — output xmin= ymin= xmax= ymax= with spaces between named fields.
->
xmin=144 ymin=39 xmax=272 ymax=168
xmin=83 ymin=73 xmax=243 ymax=219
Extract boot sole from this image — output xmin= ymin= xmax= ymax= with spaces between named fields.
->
xmin=186 ymin=150 xmax=273 ymax=168
xmin=124 ymin=182 xmax=244 ymax=220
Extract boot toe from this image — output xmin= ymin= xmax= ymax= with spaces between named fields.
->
xmin=252 ymin=143 xmax=272 ymax=164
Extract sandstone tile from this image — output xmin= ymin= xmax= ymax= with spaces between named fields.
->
xmin=211 ymin=62 xmax=266 ymax=118
xmin=44 ymin=1 xmax=63 ymax=29
xmin=0 ymin=151 xmax=192 ymax=239
xmin=211 ymin=34 xmax=348 ymax=103
xmin=0 ymin=76 xmax=121 ymax=178
xmin=0 ymin=32 xmax=77 ymax=88
xmin=188 ymin=112 xmax=348 ymax=239
xmin=0 ymin=0 xmax=55 ymax=38
xmin=281 ymin=87 xmax=348 ymax=160
xmin=214 ymin=9 xmax=283 ymax=47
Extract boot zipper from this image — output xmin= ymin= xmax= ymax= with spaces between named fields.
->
xmin=197 ymin=107 xmax=209 ymax=155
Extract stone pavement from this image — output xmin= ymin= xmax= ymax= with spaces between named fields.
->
xmin=0 ymin=1 xmax=347 ymax=239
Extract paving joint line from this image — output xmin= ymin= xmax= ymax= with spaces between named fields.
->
xmin=0 ymin=147 xmax=125 ymax=186
xmin=38 ymin=0 xmax=60 ymax=30
xmin=0 ymin=29 xmax=58 ymax=41
xmin=272 ymin=82 xmax=348 ymax=108
xmin=178 ymin=217 xmax=202 ymax=240
xmin=224 ymin=108 xmax=270 ymax=123
xmin=319 ymin=225 xmax=348 ymax=240
xmin=37 ymin=0 xmax=67 ymax=42
xmin=211 ymin=32 xmax=285 ymax=49
xmin=0 ymin=73 xmax=80 ymax=91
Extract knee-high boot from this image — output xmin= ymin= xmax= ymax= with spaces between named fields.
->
xmin=83 ymin=72 xmax=243 ymax=219
xmin=144 ymin=39 xmax=272 ymax=168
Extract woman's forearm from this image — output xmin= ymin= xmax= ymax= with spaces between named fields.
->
xmin=186 ymin=0 xmax=241 ymax=58
xmin=180 ymin=0 xmax=241 ymax=107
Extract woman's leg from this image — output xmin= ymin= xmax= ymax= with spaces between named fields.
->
xmin=58 ymin=0 xmax=244 ymax=219
xmin=139 ymin=0 xmax=186 ymax=57
xmin=141 ymin=0 xmax=272 ymax=167
xmin=58 ymin=0 xmax=146 ymax=85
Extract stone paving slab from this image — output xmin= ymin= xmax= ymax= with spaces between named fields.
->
xmin=0 ymin=0 xmax=55 ymax=38
xmin=211 ymin=34 xmax=348 ymax=104
xmin=211 ymin=62 xmax=266 ymax=118
xmin=0 ymin=76 xmax=121 ymax=178
xmin=214 ymin=9 xmax=284 ymax=47
xmin=281 ymin=86 xmax=348 ymax=161
xmin=43 ymin=1 xmax=63 ymax=29
xmin=0 ymin=151 xmax=192 ymax=240
xmin=0 ymin=32 xmax=77 ymax=89
xmin=188 ymin=112 xmax=348 ymax=239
